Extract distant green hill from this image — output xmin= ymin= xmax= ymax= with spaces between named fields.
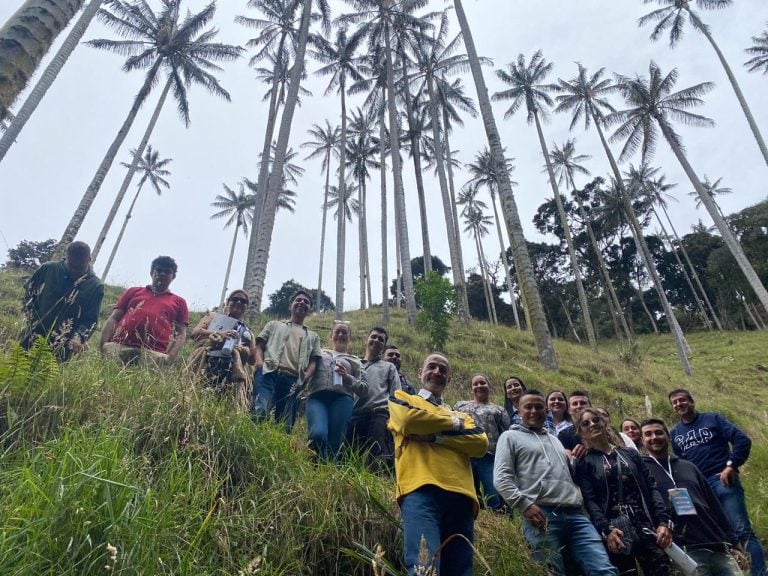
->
xmin=1 ymin=269 xmax=766 ymax=574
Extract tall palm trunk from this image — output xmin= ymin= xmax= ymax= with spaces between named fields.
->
xmin=335 ymin=81 xmax=349 ymax=319
xmin=101 ymin=179 xmax=146 ymax=280
xmin=560 ymin=296 xmax=581 ymax=342
xmin=0 ymin=0 xmax=102 ymax=163
xmin=55 ymin=58 xmax=163 ymax=257
xmin=689 ymin=9 xmax=768 ymax=167
xmin=400 ymin=61 xmax=431 ymax=274
xmin=246 ymin=0 xmax=312 ymax=310
xmin=441 ymin=100 xmax=470 ymax=318
xmin=659 ymin=121 xmax=768 ymax=315
xmin=473 ymin=229 xmax=494 ymax=324
xmin=659 ymin=201 xmax=722 ymax=330
xmin=92 ymin=77 xmax=172 ymax=261
xmin=425 ymin=74 xmax=469 ymax=321
xmin=490 ymin=190 xmax=520 ymax=329
xmin=592 ymin=115 xmax=691 ymax=374
xmin=453 ymin=0 xmax=557 ymax=369
xmin=315 ymin=146 xmax=332 ymax=312
xmin=573 ymin=194 xmax=631 ymax=340
xmin=357 ymin=172 xmax=366 ymax=310
xmin=0 ymin=0 xmax=87 ymax=115
xmin=634 ymin=269 xmax=660 ymax=334
xmin=379 ymin=95 xmax=389 ymax=322
xmin=219 ymin=220 xmax=242 ymax=309
xmin=535 ymin=111 xmax=596 ymax=350
xmin=383 ymin=18 xmax=416 ymax=325
xmin=244 ymin=33 xmax=287 ymax=289
xmin=361 ymin=177 xmax=373 ymax=308
xmin=651 ymin=206 xmax=712 ymax=330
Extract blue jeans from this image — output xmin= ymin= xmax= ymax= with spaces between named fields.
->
xmin=707 ymin=473 xmax=766 ymax=576
xmin=305 ymin=390 xmax=353 ymax=461
xmin=687 ymin=547 xmax=742 ymax=576
xmin=470 ymin=453 xmax=503 ymax=511
xmin=522 ymin=505 xmax=618 ymax=576
xmin=400 ymin=485 xmax=474 ymax=576
xmin=251 ymin=368 xmax=298 ymax=431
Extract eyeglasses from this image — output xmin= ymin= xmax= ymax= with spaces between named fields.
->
xmin=580 ymin=417 xmax=603 ymax=428
xmin=229 ymin=297 xmax=248 ymax=305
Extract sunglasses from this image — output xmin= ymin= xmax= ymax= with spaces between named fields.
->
xmin=229 ymin=297 xmax=248 ymax=305
xmin=580 ymin=417 xmax=603 ymax=428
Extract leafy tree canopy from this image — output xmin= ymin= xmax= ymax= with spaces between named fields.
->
xmin=5 ymin=239 xmax=56 ymax=270
xmin=390 ymin=256 xmax=451 ymax=300
xmin=264 ymin=279 xmax=334 ymax=316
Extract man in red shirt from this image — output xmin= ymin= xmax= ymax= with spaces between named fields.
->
xmin=101 ymin=256 xmax=188 ymax=366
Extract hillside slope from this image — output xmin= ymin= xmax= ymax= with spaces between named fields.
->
xmin=1 ymin=269 xmax=766 ymax=575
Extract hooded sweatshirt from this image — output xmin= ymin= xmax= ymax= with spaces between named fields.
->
xmin=493 ymin=424 xmax=583 ymax=512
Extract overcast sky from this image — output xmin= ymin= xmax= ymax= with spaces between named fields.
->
xmin=0 ymin=0 xmax=766 ymax=312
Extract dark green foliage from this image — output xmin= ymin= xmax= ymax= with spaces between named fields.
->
xmin=414 ymin=271 xmax=456 ymax=350
xmin=5 ymin=239 xmax=56 ymax=270
xmin=265 ymin=279 xmax=334 ymax=315
xmin=390 ymin=256 xmax=451 ymax=302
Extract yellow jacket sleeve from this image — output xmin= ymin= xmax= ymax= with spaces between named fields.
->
xmin=435 ymin=418 xmax=489 ymax=458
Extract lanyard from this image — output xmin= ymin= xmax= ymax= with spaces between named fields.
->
xmin=648 ymin=455 xmax=677 ymax=487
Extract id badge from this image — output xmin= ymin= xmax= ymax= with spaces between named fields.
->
xmin=668 ymin=488 xmax=697 ymax=516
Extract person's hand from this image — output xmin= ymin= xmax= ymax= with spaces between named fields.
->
xmin=224 ymin=330 xmax=238 ymax=339
xmin=522 ymin=504 xmax=547 ymax=531
xmin=334 ymin=363 xmax=349 ymax=378
xmin=655 ymin=525 xmax=672 ymax=549
xmin=720 ymin=465 xmax=738 ymax=486
xmin=571 ymin=443 xmax=588 ymax=459
xmin=731 ymin=547 xmax=750 ymax=571
xmin=606 ymin=529 xmax=626 ymax=554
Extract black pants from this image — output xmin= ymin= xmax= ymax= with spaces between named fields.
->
xmin=347 ymin=412 xmax=393 ymax=472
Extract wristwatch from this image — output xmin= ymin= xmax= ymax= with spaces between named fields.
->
xmin=726 ymin=460 xmax=735 ymax=468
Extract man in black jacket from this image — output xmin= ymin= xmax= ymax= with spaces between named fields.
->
xmin=641 ymin=419 xmax=745 ymax=575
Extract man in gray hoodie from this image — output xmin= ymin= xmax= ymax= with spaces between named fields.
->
xmin=494 ymin=390 xmax=617 ymax=576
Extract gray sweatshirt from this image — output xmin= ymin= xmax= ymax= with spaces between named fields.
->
xmin=493 ymin=424 xmax=584 ymax=512
xmin=353 ymin=357 xmax=400 ymax=415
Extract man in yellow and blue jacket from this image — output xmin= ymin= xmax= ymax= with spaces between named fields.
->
xmin=388 ymin=353 xmax=488 ymax=576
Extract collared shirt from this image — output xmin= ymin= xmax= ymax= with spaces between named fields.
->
xmin=417 ymin=388 xmax=443 ymax=406
xmin=257 ymin=320 xmax=321 ymax=381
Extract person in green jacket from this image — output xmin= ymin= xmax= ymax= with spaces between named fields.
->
xmin=21 ymin=241 xmax=104 ymax=361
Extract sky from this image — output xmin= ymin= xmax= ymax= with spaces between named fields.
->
xmin=0 ymin=0 xmax=766 ymax=313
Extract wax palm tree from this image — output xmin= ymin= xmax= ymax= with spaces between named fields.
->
xmin=464 ymin=147 xmax=521 ymax=329
xmin=312 ymin=24 xmax=365 ymax=317
xmin=237 ymin=0 xmax=302 ymax=291
xmin=0 ymin=0 xmax=87 ymax=116
xmin=493 ymin=50 xmax=597 ymax=350
xmin=611 ymin=61 xmax=768 ymax=316
xmin=101 ymin=145 xmax=171 ymax=280
xmin=551 ymin=62 xmax=691 ymax=374
xmin=210 ymin=183 xmax=256 ymax=309
xmin=325 ymin=182 xmax=360 ymax=222
xmin=245 ymin=0 xmax=331 ymax=312
xmin=626 ymin=163 xmax=715 ymax=330
xmin=0 ymin=0 xmax=105 ymax=163
xmin=459 ymin=196 xmax=497 ymax=325
xmin=745 ymin=25 xmax=768 ymax=74
xmin=337 ymin=0 xmax=433 ymax=326
xmin=689 ymin=175 xmax=731 ymax=217
xmin=301 ymin=120 xmax=340 ymax=311
xmin=452 ymin=0 xmax=557 ymax=368
xmin=346 ymin=126 xmax=379 ymax=309
xmin=410 ymin=10 xmax=478 ymax=321
xmin=57 ymin=0 xmax=242 ymax=260
xmin=549 ymin=140 xmax=632 ymax=341
xmin=639 ymin=0 xmax=768 ymax=167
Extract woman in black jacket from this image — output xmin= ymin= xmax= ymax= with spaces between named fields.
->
xmin=573 ymin=408 xmax=673 ymax=576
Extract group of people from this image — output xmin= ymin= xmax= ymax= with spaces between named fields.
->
xmin=19 ymin=244 xmax=766 ymax=576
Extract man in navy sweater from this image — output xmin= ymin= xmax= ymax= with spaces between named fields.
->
xmin=669 ymin=388 xmax=765 ymax=576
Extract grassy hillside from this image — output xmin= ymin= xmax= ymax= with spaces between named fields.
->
xmin=1 ymin=269 xmax=766 ymax=575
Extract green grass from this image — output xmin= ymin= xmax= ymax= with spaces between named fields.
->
xmin=1 ymin=269 xmax=767 ymax=574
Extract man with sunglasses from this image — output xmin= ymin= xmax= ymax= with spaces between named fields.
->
xmin=494 ymin=390 xmax=617 ymax=576
xmin=383 ymin=344 xmax=415 ymax=394
xmin=252 ymin=290 xmax=321 ymax=431
xmin=101 ymin=255 xmax=188 ymax=366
